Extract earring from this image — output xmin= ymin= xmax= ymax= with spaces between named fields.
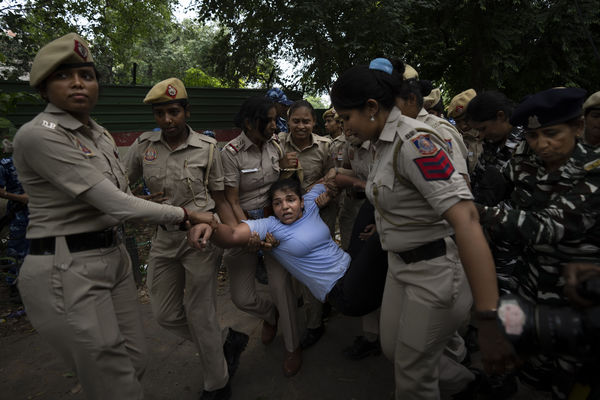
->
xmin=370 ymin=115 xmax=375 ymax=122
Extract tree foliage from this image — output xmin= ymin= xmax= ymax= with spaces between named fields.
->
xmin=194 ymin=0 xmax=600 ymax=99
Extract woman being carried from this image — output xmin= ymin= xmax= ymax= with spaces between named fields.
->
xmin=189 ymin=178 xmax=387 ymax=317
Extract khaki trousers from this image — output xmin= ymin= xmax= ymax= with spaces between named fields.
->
xmin=147 ymin=229 xmax=228 ymax=391
xmin=18 ymin=238 xmax=146 ymax=400
xmin=380 ymin=237 xmax=474 ymax=400
xmin=223 ymin=247 xmax=299 ymax=352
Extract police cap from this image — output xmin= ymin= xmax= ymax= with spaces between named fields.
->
xmin=448 ymin=89 xmax=476 ymax=119
xmin=403 ymin=64 xmax=419 ymax=80
xmin=30 ymin=32 xmax=94 ymax=88
xmin=583 ymin=91 xmax=600 ymax=114
xmin=144 ymin=78 xmax=188 ymax=105
xmin=510 ymin=87 xmax=586 ymax=129
xmin=424 ymin=88 xmax=441 ymax=109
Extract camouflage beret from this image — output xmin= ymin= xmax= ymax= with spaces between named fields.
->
xmin=143 ymin=78 xmax=188 ymax=105
xmin=423 ymin=88 xmax=441 ymax=110
xmin=448 ymin=89 xmax=477 ymax=119
xmin=30 ymin=32 xmax=94 ymax=88
xmin=510 ymin=87 xmax=586 ymax=129
xmin=403 ymin=64 xmax=419 ymax=80
xmin=583 ymin=91 xmax=600 ymax=113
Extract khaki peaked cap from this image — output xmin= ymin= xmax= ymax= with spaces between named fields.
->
xmin=144 ymin=78 xmax=188 ymax=105
xmin=583 ymin=91 xmax=600 ymax=112
xmin=448 ymin=89 xmax=477 ymax=119
xmin=403 ymin=64 xmax=419 ymax=80
xmin=30 ymin=32 xmax=94 ymax=88
xmin=423 ymin=88 xmax=441 ymax=109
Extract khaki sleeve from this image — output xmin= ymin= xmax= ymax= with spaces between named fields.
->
xmin=221 ymin=147 xmax=240 ymax=188
xmin=399 ymin=136 xmax=473 ymax=216
xmin=122 ymin=140 xmax=143 ymax=185
xmin=19 ymin=125 xmax=106 ymax=198
xmin=207 ymin=144 xmax=225 ymax=192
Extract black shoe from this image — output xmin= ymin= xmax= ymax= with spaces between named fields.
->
xmin=488 ymin=373 xmax=518 ymax=400
xmin=452 ymin=368 xmax=491 ymax=400
xmin=300 ymin=325 xmax=325 ymax=350
xmin=223 ymin=328 xmax=249 ymax=379
xmin=255 ymin=254 xmax=269 ymax=285
xmin=342 ymin=336 xmax=381 ymax=360
xmin=199 ymin=381 xmax=231 ymax=400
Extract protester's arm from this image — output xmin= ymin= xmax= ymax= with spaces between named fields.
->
xmin=0 ymin=188 xmax=28 ymax=204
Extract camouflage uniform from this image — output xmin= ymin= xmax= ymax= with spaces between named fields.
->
xmin=479 ymin=141 xmax=600 ymax=399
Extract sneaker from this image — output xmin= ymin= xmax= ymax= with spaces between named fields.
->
xmin=223 ymin=328 xmax=249 ymax=379
xmin=342 ymin=336 xmax=381 ymax=360
xmin=199 ymin=381 xmax=231 ymax=400
xmin=300 ymin=324 xmax=325 ymax=350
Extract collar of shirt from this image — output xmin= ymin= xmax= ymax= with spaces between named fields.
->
xmin=417 ymin=107 xmax=428 ymax=118
xmin=378 ymin=106 xmax=403 ymax=143
xmin=155 ymin=125 xmax=208 ymax=151
xmin=44 ymin=103 xmax=103 ymax=141
xmin=285 ymin=131 xmax=317 ymax=152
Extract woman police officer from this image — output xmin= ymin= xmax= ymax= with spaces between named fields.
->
xmin=330 ymin=58 xmax=514 ymax=399
xmin=14 ymin=33 xmax=217 ymax=400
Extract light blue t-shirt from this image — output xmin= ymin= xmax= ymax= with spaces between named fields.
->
xmin=244 ymin=184 xmax=350 ymax=301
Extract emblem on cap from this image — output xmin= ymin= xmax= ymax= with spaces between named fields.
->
xmin=527 ymin=115 xmax=541 ymax=129
xmin=166 ymin=85 xmax=177 ymax=98
xmin=455 ymin=105 xmax=463 ymax=113
xmin=73 ymin=39 xmax=88 ymax=60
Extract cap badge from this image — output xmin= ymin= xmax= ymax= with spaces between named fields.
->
xmin=166 ymin=85 xmax=177 ymax=98
xmin=455 ymin=105 xmax=464 ymax=113
xmin=73 ymin=39 xmax=88 ymax=60
xmin=527 ymin=115 xmax=541 ymax=129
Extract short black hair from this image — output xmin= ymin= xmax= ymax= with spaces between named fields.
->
xmin=396 ymin=79 xmax=433 ymax=109
xmin=288 ymin=99 xmax=317 ymax=121
xmin=466 ymin=91 xmax=514 ymax=122
xmin=330 ymin=64 xmax=402 ymax=111
xmin=234 ymin=96 xmax=276 ymax=133
xmin=268 ymin=177 xmax=303 ymax=204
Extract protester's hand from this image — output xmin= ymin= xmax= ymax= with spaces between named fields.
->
xmin=352 ymin=180 xmax=366 ymax=192
xmin=315 ymin=191 xmax=332 ymax=208
xmin=359 ymin=224 xmax=377 ymax=240
xmin=564 ymin=262 xmax=600 ymax=307
xmin=247 ymin=231 xmax=262 ymax=252
xmin=187 ymin=223 xmax=213 ymax=250
xmin=263 ymin=232 xmax=280 ymax=250
xmin=477 ymin=318 xmax=521 ymax=375
xmin=281 ymin=152 xmax=299 ymax=169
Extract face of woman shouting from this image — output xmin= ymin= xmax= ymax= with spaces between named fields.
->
xmin=41 ymin=66 xmax=99 ymax=125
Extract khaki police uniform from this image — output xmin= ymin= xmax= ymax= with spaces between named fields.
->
xmin=448 ymin=89 xmax=483 ymax=174
xmin=367 ymin=107 xmax=474 ymax=399
xmin=14 ymin=104 xmax=183 ymax=400
xmin=123 ymin=125 xmax=229 ymax=391
xmin=221 ymin=132 xmax=299 ymax=352
xmin=328 ymin=133 xmax=346 ymax=242
xmin=416 ymin=107 xmax=469 ymax=178
xmin=278 ymin=131 xmax=333 ymax=330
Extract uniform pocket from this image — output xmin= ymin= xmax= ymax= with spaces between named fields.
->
xmin=142 ymin=164 xmax=165 ymax=193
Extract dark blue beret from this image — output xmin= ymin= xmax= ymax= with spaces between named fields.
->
xmin=510 ymin=87 xmax=587 ymax=129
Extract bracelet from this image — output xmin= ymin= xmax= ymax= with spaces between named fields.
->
xmin=472 ymin=309 xmax=498 ymax=320
xmin=179 ymin=207 xmax=189 ymax=231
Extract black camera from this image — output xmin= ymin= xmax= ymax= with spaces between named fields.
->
xmin=496 ymin=277 xmax=600 ymax=358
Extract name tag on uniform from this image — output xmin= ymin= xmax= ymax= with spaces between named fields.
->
xmin=241 ymin=168 xmax=259 ymax=174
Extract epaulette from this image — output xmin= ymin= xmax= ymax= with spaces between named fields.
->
xmin=192 ymin=130 xmax=218 ymax=145
xmin=315 ymin=134 xmax=332 ymax=144
xmin=137 ymin=130 xmax=161 ymax=143
xmin=226 ymin=143 xmax=240 ymax=154
xmin=38 ymin=118 xmax=58 ymax=130
xmin=271 ymin=133 xmax=281 ymax=143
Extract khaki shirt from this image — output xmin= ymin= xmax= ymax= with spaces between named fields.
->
xmin=278 ymin=132 xmax=332 ymax=191
xmin=221 ymin=132 xmax=281 ymax=211
xmin=123 ymin=126 xmax=223 ymax=214
xmin=366 ymin=107 xmax=473 ymax=252
xmin=416 ymin=108 xmax=468 ymax=177
xmin=329 ymin=134 xmax=347 ymax=169
xmin=462 ymin=129 xmax=484 ymax=174
xmin=345 ymin=140 xmax=373 ymax=182
xmin=13 ymin=104 xmax=129 ymax=238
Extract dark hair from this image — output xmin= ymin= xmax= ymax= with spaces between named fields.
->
xmin=465 ymin=91 xmax=514 ymax=122
xmin=288 ymin=99 xmax=317 ymax=121
xmin=151 ymin=99 xmax=189 ymax=110
xmin=429 ymin=98 xmax=444 ymax=114
xmin=268 ymin=178 xmax=303 ymax=204
xmin=330 ymin=64 xmax=402 ymax=111
xmin=234 ymin=96 xmax=276 ymax=133
xmin=396 ymin=79 xmax=433 ymax=109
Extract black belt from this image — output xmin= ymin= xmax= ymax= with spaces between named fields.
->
xmin=396 ymin=236 xmax=452 ymax=264
xmin=29 ymin=227 xmax=120 ymax=255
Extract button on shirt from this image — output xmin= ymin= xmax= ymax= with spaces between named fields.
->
xmin=366 ymin=107 xmax=473 ymax=252
xmin=221 ymin=132 xmax=281 ymax=211
xmin=13 ymin=104 xmax=129 ymax=238
xmin=278 ymin=132 xmax=332 ymax=191
xmin=244 ymin=184 xmax=350 ymax=301
xmin=123 ymin=126 xmax=224 ymax=213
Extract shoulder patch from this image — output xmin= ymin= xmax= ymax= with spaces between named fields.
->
xmin=75 ymin=138 xmax=94 ymax=156
xmin=411 ymin=134 xmax=438 ymax=155
xmin=41 ymin=120 xmax=56 ymax=130
xmin=584 ymin=158 xmax=600 ymax=171
xmin=414 ymin=150 xmax=455 ymax=180
xmin=137 ymin=131 xmax=160 ymax=143
xmin=144 ymin=146 xmax=157 ymax=161
xmin=227 ymin=143 xmax=239 ymax=154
